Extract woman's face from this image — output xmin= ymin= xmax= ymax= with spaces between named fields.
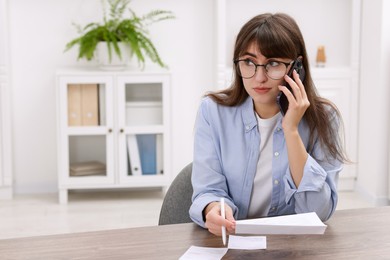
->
xmin=239 ymin=42 xmax=292 ymax=117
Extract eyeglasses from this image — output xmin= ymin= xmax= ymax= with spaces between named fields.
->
xmin=234 ymin=59 xmax=294 ymax=80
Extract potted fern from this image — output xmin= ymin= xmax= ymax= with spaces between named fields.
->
xmin=65 ymin=0 xmax=174 ymax=70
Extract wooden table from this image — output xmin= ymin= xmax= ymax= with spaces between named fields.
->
xmin=1 ymin=206 xmax=390 ymax=259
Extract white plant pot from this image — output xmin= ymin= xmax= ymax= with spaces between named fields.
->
xmin=97 ymin=42 xmax=135 ymax=70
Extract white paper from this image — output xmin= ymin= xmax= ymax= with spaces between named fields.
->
xmin=228 ymin=235 xmax=267 ymax=250
xmin=235 ymin=212 xmax=327 ymax=235
xmin=179 ymin=246 xmax=228 ymax=260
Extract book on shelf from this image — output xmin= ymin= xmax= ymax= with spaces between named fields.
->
xmin=127 ymin=135 xmax=142 ymax=175
xmin=69 ymin=161 xmax=106 ymax=176
xmin=67 ymin=84 xmax=99 ymax=126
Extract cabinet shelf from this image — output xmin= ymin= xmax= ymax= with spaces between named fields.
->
xmin=66 ymin=127 xmax=109 ymax=135
xmin=56 ymin=69 xmax=171 ymax=203
xmin=125 ymin=125 xmax=165 ymax=134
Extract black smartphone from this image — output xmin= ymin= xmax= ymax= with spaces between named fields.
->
xmin=276 ymin=57 xmax=306 ymax=116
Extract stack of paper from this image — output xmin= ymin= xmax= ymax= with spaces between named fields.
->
xmin=69 ymin=161 xmax=106 ymax=176
xmin=235 ymin=212 xmax=327 ymax=235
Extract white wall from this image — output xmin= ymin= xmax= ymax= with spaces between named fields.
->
xmin=356 ymin=0 xmax=390 ymax=205
xmin=0 ymin=0 xmax=13 ymax=199
xmin=9 ymin=0 xmax=214 ymax=193
xmin=386 ymin=1 xmax=390 ymax=201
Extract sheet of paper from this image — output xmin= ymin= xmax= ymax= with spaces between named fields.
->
xmin=228 ymin=235 xmax=266 ymax=250
xmin=179 ymin=246 xmax=228 ymax=260
xmin=235 ymin=212 xmax=327 ymax=235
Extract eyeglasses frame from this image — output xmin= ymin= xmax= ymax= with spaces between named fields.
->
xmin=233 ymin=59 xmax=295 ymax=80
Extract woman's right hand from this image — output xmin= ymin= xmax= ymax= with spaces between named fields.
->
xmin=204 ymin=201 xmax=236 ymax=236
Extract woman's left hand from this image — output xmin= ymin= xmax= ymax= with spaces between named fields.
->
xmin=278 ymin=69 xmax=310 ymax=132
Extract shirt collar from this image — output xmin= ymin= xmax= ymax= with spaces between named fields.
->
xmin=241 ymin=96 xmax=258 ymax=132
xmin=241 ymin=96 xmax=284 ymax=133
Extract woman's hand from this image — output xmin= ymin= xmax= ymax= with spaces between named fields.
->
xmin=278 ymin=69 xmax=310 ymax=132
xmin=204 ymin=201 xmax=236 ymax=236
xmin=278 ymin=69 xmax=310 ymax=187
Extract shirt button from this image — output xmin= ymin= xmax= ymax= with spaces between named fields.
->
xmin=276 ymin=127 xmax=281 ymax=132
xmin=246 ymin=125 xmax=250 ymax=130
xmin=274 ymin=180 xmax=279 ymax=185
xmin=274 ymin=152 xmax=279 ymax=157
xmin=271 ymin=207 xmax=276 ymax=211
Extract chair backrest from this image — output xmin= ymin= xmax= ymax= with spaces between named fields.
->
xmin=158 ymin=162 xmax=193 ymax=225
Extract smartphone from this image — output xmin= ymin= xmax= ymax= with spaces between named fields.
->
xmin=276 ymin=57 xmax=306 ymax=116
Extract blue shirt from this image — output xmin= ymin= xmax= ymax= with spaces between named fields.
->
xmin=189 ymin=96 xmax=342 ymax=228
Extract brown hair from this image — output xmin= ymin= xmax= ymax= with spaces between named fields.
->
xmin=207 ymin=13 xmax=349 ymax=163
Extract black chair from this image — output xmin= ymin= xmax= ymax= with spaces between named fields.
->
xmin=158 ymin=163 xmax=193 ymax=225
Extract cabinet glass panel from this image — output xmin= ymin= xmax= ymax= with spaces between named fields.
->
xmin=67 ymin=83 xmax=106 ymax=126
xmin=126 ymin=133 xmax=163 ymax=176
xmin=68 ymin=135 xmax=107 ymax=177
xmin=124 ymin=83 xmax=162 ymax=126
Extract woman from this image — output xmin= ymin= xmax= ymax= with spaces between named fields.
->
xmin=189 ymin=13 xmax=349 ymax=236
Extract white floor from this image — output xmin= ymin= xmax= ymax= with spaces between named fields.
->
xmin=0 ymin=190 xmax=373 ymax=240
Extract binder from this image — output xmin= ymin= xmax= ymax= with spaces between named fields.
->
xmin=156 ymin=134 xmax=163 ymax=174
xmin=67 ymin=84 xmax=99 ymax=126
xmin=98 ymin=84 xmax=106 ymax=125
xmin=137 ymin=134 xmax=157 ymax=175
xmin=81 ymin=84 xmax=99 ymax=126
xmin=67 ymin=84 xmax=82 ymax=126
xmin=127 ymin=135 xmax=142 ymax=175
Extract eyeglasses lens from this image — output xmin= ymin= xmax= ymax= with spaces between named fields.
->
xmin=237 ymin=61 xmax=287 ymax=80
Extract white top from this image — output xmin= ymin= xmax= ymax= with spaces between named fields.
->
xmin=247 ymin=112 xmax=281 ymax=218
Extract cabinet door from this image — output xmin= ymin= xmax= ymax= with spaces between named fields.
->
xmin=57 ymin=76 xmax=115 ymax=187
xmin=116 ymin=74 xmax=170 ymax=187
